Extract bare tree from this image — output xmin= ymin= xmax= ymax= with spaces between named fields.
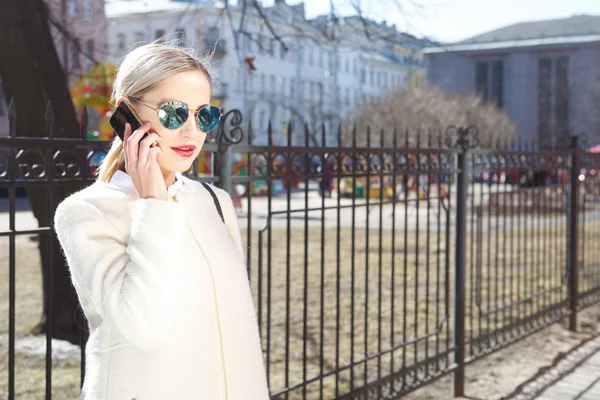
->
xmin=213 ymin=0 xmax=434 ymax=142
xmin=0 ymin=0 xmax=99 ymax=344
xmin=345 ymin=84 xmax=516 ymax=147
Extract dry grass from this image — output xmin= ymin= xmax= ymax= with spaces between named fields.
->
xmin=2 ymin=205 xmax=600 ymax=399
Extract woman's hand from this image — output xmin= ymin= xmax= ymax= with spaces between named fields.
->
xmin=123 ymin=122 xmax=168 ymax=201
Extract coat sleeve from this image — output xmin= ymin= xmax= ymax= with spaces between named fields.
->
xmin=54 ymin=196 xmax=186 ymax=351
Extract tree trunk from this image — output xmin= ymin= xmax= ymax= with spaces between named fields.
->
xmin=0 ymin=0 xmax=86 ymax=345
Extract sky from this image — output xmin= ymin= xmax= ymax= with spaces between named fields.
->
xmin=269 ymin=0 xmax=600 ymax=43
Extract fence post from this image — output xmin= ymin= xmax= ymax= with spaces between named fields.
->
xmin=453 ymin=127 xmax=469 ymax=397
xmin=568 ymin=135 xmax=580 ymax=331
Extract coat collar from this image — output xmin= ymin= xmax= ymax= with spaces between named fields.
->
xmin=109 ymin=170 xmax=196 ymax=198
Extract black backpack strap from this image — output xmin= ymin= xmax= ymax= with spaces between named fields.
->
xmin=200 ymin=182 xmax=225 ymax=224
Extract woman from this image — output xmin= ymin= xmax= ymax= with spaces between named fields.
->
xmin=54 ymin=43 xmax=269 ymax=400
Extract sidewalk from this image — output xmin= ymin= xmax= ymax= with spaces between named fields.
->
xmin=535 ymin=348 xmax=600 ymax=400
xmin=501 ymin=334 xmax=600 ymax=400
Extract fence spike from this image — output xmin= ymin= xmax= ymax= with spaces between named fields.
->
xmin=405 ymin=128 xmax=409 ymax=148
xmin=321 ymin=122 xmax=326 ymax=148
xmin=248 ymin=119 xmax=253 ymax=145
xmin=80 ymin=106 xmax=88 ymax=139
xmin=8 ymin=98 xmax=16 ymax=138
xmin=267 ymin=119 xmax=273 ymax=147
xmin=304 ymin=122 xmax=310 ymax=147
xmin=337 ymin=123 xmax=342 ymax=148
xmin=45 ymin=101 xmax=54 ymax=139
xmin=393 ymin=128 xmax=398 ymax=148
xmin=366 ymin=125 xmax=371 ymax=147
xmin=287 ymin=120 xmax=292 ymax=147
xmin=352 ymin=124 xmax=357 ymax=148
xmin=380 ymin=128 xmax=385 ymax=148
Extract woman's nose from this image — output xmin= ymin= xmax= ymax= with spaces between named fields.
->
xmin=180 ymin=114 xmax=199 ymax=138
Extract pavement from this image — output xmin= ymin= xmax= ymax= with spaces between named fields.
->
xmin=536 ymin=348 xmax=600 ymax=400
xmin=496 ymin=334 xmax=600 ymax=400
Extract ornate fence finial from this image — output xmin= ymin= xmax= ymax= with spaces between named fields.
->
xmin=45 ymin=101 xmax=54 ymax=139
xmin=209 ymin=109 xmax=244 ymax=151
xmin=444 ymin=125 xmax=480 ymax=150
xmin=8 ymin=98 xmax=17 ymax=138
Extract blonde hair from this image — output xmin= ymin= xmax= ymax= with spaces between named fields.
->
xmin=96 ymin=42 xmax=213 ymax=183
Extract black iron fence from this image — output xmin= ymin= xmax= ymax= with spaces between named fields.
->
xmin=2 ymin=101 xmax=600 ymax=399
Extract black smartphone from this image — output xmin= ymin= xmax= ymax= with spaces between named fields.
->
xmin=109 ymin=101 xmax=146 ymax=141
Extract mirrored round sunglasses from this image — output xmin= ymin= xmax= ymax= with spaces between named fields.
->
xmin=129 ymin=98 xmax=222 ymax=133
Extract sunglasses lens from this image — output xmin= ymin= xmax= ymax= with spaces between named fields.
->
xmin=158 ymin=102 xmax=188 ymax=130
xmin=197 ymin=106 xmax=221 ymax=132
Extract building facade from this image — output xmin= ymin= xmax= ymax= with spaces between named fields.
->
xmin=0 ymin=0 xmax=108 ymax=136
xmin=105 ymin=0 xmax=428 ymax=145
xmin=425 ymin=15 xmax=600 ymax=146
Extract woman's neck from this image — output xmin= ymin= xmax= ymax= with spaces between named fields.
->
xmin=162 ymin=170 xmax=177 ymax=188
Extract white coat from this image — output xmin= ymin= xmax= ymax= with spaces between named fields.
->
xmin=54 ymin=170 xmax=269 ymax=400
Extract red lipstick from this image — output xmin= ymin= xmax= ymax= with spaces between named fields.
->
xmin=170 ymin=145 xmax=196 ymax=158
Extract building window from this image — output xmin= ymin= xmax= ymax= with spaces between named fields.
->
xmin=491 ymin=61 xmax=503 ymax=107
xmin=538 ymin=58 xmax=552 ymax=145
xmin=242 ymin=33 xmax=252 ymax=52
xmin=257 ymin=34 xmax=264 ymax=53
xmin=134 ymin=31 xmax=144 ymax=48
xmin=155 ymin=29 xmax=166 ymax=42
xmin=290 ymin=78 xmax=295 ymax=97
xmin=345 ymin=88 xmax=350 ymax=105
xmin=308 ymin=47 xmax=313 ymax=66
xmin=475 ymin=60 xmax=503 ymax=108
xmin=117 ymin=33 xmax=126 ymax=52
xmin=370 ymin=70 xmax=374 ymax=86
xmin=248 ymin=72 xmax=254 ymax=91
xmin=234 ymin=68 xmax=241 ymax=91
xmin=69 ymin=0 xmax=77 ymax=17
xmin=475 ymin=61 xmax=488 ymax=96
xmin=259 ymin=110 xmax=266 ymax=132
xmin=70 ymin=40 xmax=81 ymax=69
xmin=259 ymin=74 xmax=265 ymax=94
xmin=280 ymin=42 xmax=286 ymax=60
xmin=316 ymin=82 xmax=323 ymax=104
xmin=83 ymin=0 xmax=93 ymax=20
xmin=268 ymin=39 xmax=275 ymax=56
xmin=281 ymin=77 xmax=286 ymax=96
xmin=537 ymin=56 xmax=570 ymax=146
xmin=85 ymin=39 xmax=94 ymax=68
xmin=319 ymin=49 xmax=323 ymax=68
xmin=270 ymin=75 xmax=276 ymax=94
xmin=175 ymin=28 xmax=186 ymax=45
xmin=555 ymin=56 xmax=569 ymax=141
